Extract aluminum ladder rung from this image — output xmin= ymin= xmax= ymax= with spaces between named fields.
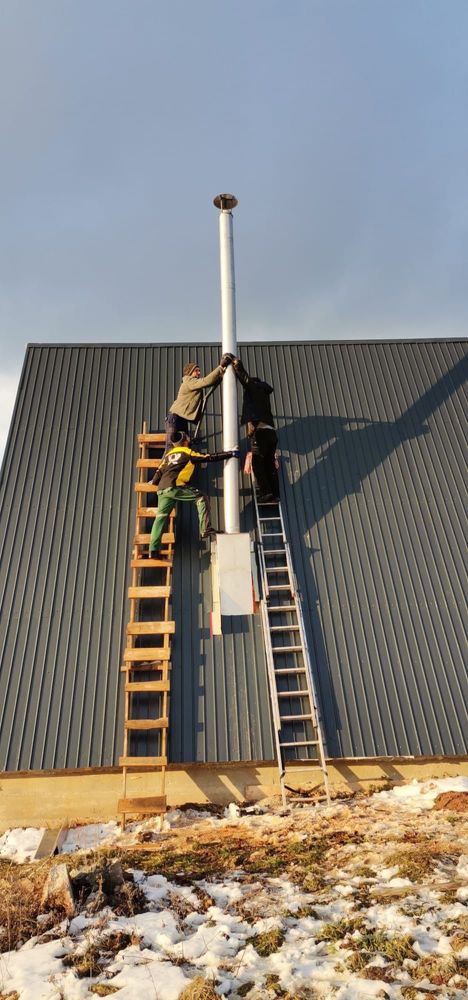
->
xmin=272 ymin=645 xmax=303 ymax=653
xmin=266 ymin=567 xmax=289 ymax=574
xmin=258 ymin=516 xmax=281 ymax=522
xmin=267 ymin=584 xmax=293 ymax=591
xmin=268 ymin=605 xmax=297 ymax=612
xmin=280 ymin=713 xmax=314 ymax=721
xmin=270 ymin=625 xmax=300 ymax=632
xmin=264 ymin=549 xmax=287 ymax=556
xmin=261 ymin=532 xmax=284 ymax=538
xmin=275 ymin=667 xmax=306 ymax=675
xmin=277 ymin=689 xmax=309 ymax=697
xmin=280 ymin=740 xmax=320 ymax=747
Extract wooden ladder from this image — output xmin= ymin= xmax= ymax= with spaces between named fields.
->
xmin=118 ymin=427 xmax=176 ymax=828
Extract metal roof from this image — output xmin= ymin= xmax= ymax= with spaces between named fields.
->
xmin=0 ymin=340 xmax=466 ymax=771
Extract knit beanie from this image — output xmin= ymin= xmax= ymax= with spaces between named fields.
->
xmin=183 ymin=361 xmax=198 ymax=377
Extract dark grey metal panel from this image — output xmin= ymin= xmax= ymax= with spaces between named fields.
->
xmin=0 ymin=340 xmax=466 ymax=771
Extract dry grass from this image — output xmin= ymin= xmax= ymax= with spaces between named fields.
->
xmin=178 ymin=975 xmax=219 ymax=1000
xmin=248 ymin=927 xmax=285 ymax=956
xmin=0 ymin=860 xmax=57 ymax=952
xmin=89 ymin=985 xmax=120 ymax=996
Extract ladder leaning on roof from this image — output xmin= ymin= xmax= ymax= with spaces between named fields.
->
xmin=118 ymin=426 xmax=176 ymax=829
xmin=252 ymin=483 xmax=330 ymax=808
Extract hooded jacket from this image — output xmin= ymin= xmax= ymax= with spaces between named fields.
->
xmin=234 ymin=362 xmax=275 ymax=427
xmin=169 ymin=366 xmax=224 ymax=422
xmin=152 ymin=444 xmax=233 ymax=490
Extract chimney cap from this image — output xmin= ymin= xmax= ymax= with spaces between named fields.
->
xmin=213 ymin=193 xmax=238 ymax=211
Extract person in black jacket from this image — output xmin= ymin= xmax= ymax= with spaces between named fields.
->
xmin=232 ymin=357 xmax=279 ymax=502
xmin=149 ymin=431 xmax=238 ymax=557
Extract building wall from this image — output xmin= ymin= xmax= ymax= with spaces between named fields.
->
xmin=0 ymin=340 xmax=466 ymax=771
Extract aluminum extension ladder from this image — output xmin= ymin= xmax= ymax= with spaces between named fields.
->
xmin=253 ymin=486 xmax=330 ymax=807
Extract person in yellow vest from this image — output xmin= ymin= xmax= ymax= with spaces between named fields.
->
xmin=149 ymin=431 xmax=238 ymax=557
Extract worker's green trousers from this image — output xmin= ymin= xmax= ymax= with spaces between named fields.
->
xmin=149 ymin=486 xmax=212 ymax=555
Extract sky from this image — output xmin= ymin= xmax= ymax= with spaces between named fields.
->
xmin=1 ymin=0 xmax=467 ymax=458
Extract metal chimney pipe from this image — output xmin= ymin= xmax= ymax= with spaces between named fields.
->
xmin=213 ymin=193 xmax=239 ymax=534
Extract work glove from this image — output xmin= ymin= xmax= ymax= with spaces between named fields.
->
xmin=230 ymin=448 xmax=239 ymax=457
xmin=232 ymin=357 xmax=245 ymax=373
xmin=220 ymin=352 xmax=235 ymax=369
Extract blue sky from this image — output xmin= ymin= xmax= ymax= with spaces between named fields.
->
xmin=1 ymin=0 xmax=467 ymax=455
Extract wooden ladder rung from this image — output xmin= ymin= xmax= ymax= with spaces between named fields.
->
xmin=125 ymin=718 xmax=169 ymax=730
xmin=138 ymin=433 xmax=166 ymax=444
xmin=135 ymin=483 xmax=159 ymax=493
xmin=118 ymin=796 xmax=166 ymax=814
xmin=127 ymin=586 xmax=171 ymax=599
xmin=137 ymin=508 xmax=175 ymax=518
xmin=131 ymin=558 xmax=173 ymax=568
xmin=119 ymin=755 xmax=167 ymax=767
xmin=124 ymin=647 xmax=170 ymax=661
xmin=121 ymin=662 xmax=170 ymax=673
xmin=127 ymin=621 xmax=175 ymax=635
xmin=135 ymin=533 xmax=175 ymax=545
xmin=136 ymin=458 xmax=163 ymax=468
xmin=125 ymin=680 xmax=170 ymax=692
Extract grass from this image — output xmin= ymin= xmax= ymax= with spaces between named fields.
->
xmin=63 ymin=943 xmax=103 ymax=978
xmin=316 ymin=917 xmax=364 ymax=942
xmin=248 ymin=927 xmax=285 ymax=956
xmin=89 ymin=987 xmax=120 ymax=997
xmin=178 ymin=976 xmax=219 ymax=1000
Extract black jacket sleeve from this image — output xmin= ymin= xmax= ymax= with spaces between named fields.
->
xmin=191 ymin=450 xmax=235 ymax=464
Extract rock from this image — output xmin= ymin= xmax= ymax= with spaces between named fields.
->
xmin=41 ymin=864 xmax=75 ymax=917
xmin=433 ymin=792 xmax=468 ymax=813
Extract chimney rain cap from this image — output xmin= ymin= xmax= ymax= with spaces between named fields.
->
xmin=213 ymin=193 xmax=238 ymax=211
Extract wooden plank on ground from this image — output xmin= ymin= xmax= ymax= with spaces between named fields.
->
xmin=34 ymin=827 xmax=68 ymax=859
xmin=370 ymin=880 xmax=464 ymax=899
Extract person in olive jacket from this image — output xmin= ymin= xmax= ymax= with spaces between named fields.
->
xmin=149 ymin=431 xmax=238 ymax=557
xmin=232 ymin=357 xmax=279 ymax=502
xmin=164 ymin=354 xmax=234 ymax=448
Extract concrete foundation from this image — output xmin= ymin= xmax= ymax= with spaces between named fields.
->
xmin=1 ymin=757 xmax=467 ymax=831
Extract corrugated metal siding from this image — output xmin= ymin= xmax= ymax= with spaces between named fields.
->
xmin=0 ymin=340 xmax=466 ymax=770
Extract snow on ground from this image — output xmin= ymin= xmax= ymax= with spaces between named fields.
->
xmin=0 ymin=776 xmax=467 ymax=999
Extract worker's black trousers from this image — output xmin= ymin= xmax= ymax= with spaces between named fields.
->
xmin=250 ymin=427 xmax=279 ymax=497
